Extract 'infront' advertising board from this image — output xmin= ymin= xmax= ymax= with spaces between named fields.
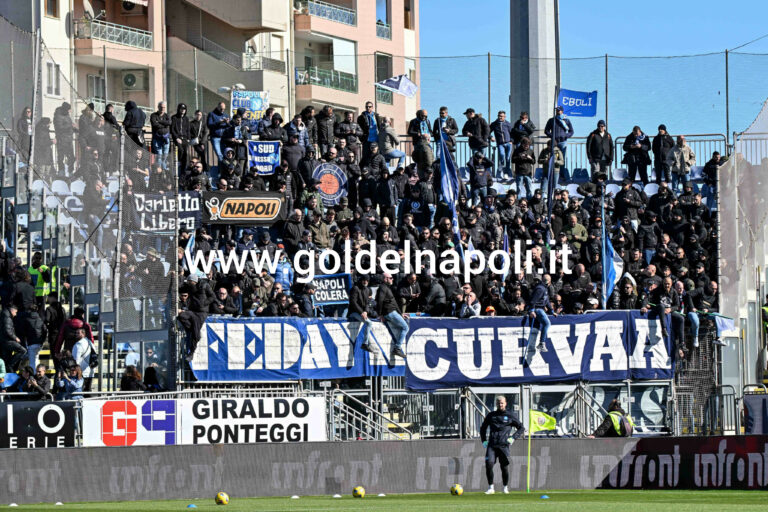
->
xmin=81 ymin=398 xmax=326 ymax=447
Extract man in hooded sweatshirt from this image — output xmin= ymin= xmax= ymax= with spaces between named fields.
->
xmin=171 ymin=103 xmax=191 ymax=173
xmin=123 ymin=100 xmax=147 ymax=147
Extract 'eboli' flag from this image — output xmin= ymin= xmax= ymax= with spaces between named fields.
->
xmin=527 ymin=409 xmax=556 ymax=492
xmin=557 ymin=88 xmax=598 ymax=117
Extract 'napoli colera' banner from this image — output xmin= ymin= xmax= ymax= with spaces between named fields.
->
xmin=557 ymin=88 xmax=598 ymax=117
xmin=190 ymin=312 xmax=672 ymax=387
xmin=311 ymin=273 xmax=350 ymax=306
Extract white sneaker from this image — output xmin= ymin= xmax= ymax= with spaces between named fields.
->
xmin=503 ymin=486 xmax=509 ymax=494
xmin=485 ymin=487 xmax=495 ymax=495
xmin=693 ymin=337 xmax=699 ymax=348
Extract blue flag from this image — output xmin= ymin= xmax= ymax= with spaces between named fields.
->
xmin=502 ymin=226 xmax=510 ymax=282
xmin=439 ymin=131 xmax=463 ymax=259
xmin=557 ymin=89 xmax=598 ymax=117
xmin=601 ymin=197 xmax=623 ymax=306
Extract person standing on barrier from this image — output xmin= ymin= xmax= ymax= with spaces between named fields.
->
xmin=408 ymin=110 xmax=434 ymax=173
xmin=490 ymin=111 xmax=514 ymax=179
xmin=376 ymin=273 xmax=408 ymax=360
xmin=544 ymin=106 xmax=574 ymax=183
xmin=480 ymin=395 xmax=525 ymax=494
xmin=123 ymin=100 xmax=146 ymax=148
xmin=53 ymin=102 xmax=76 ymax=174
xmin=587 ymin=120 xmax=613 ymax=178
xmin=622 ymin=126 xmax=651 ymax=186
xmin=178 ymin=274 xmax=215 ymax=362
xmin=433 ymin=106 xmax=459 ymax=156
xmin=207 ymin=101 xmax=230 ymax=175
xmin=171 ymin=103 xmax=191 ymax=175
xmin=13 ymin=270 xmax=44 ymax=370
xmin=666 ymin=136 xmax=695 ymax=194
xmin=652 ymin=124 xmax=674 ymax=185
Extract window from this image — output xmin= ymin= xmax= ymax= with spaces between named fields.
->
xmin=45 ymin=0 xmax=59 ymax=18
xmin=87 ymin=75 xmax=106 ymax=100
xmin=405 ymin=58 xmax=416 ymax=83
xmin=375 ymin=53 xmax=392 ymax=82
xmin=46 ymin=62 xmax=61 ymax=96
xmin=403 ymin=0 xmax=414 ymax=30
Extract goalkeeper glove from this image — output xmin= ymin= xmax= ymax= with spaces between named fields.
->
xmin=482 ymin=441 xmax=488 ymax=448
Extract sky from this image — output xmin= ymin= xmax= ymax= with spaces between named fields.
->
xmin=418 ymin=0 xmax=768 ymax=138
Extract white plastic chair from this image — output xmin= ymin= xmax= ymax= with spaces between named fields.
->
xmin=70 ymin=179 xmax=86 ymax=195
xmin=644 ymin=183 xmax=659 ymax=197
xmin=605 ymin=184 xmax=621 ymax=197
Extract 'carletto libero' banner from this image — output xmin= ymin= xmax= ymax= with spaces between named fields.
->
xmin=81 ymin=397 xmax=326 ymax=447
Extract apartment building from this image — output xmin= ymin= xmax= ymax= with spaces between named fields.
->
xmin=293 ymin=0 xmax=420 ymax=131
xmin=165 ymin=0 xmax=293 ymax=118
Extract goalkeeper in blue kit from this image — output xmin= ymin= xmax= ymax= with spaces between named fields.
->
xmin=480 ymin=395 xmax=525 ymax=494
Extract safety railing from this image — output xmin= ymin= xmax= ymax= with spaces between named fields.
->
xmin=613 ymin=133 xmax=727 ymax=180
xmin=376 ymin=21 xmax=392 ymax=40
xmin=294 ymin=66 xmax=358 ymax=93
xmin=74 ymin=19 xmax=152 ymax=51
xmin=295 ymin=0 xmax=357 ymax=26
xmin=195 ymin=37 xmax=287 ymax=73
xmin=462 ymin=387 xmax=492 ymax=438
xmin=330 ymin=388 xmax=413 ymax=441
xmin=705 ymin=385 xmax=738 ymax=435
xmin=87 ymin=97 xmax=152 ymax=125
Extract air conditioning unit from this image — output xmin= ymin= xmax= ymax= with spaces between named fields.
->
xmin=121 ymin=1 xmax=147 ymax=16
xmin=121 ymin=70 xmax=148 ymax=91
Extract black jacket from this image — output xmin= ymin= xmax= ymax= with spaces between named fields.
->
xmin=315 ymin=111 xmax=336 ymax=146
xmin=586 ymin=130 xmax=613 ymax=162
xmin=0 ymin=308 xmax=15 ymax=344
xmin=432 ymin=116 xmax=459 ymax=150
xmin=652 ymin=133 xmax=675 ymax=166
xmin=189 ymin=118 xmax=209 ymax=146
xmin=622 ymin=132 xmax=652 ymax=165
xmin=511 ymin=118 xmax=536 ymax=144
xmin=150 ymin=110 xmax=171 ymax=138
xmin=480 ymin=409 xmax=525 ymax=447
xmin=462 ymin=116 xmax=490 ymax=149
xmin=357 ymin=111 xmax=383 ymax=143
xmin=123 ymin=101 xmax=146 ymax=138
xmin=348 ymin=282 xmax=371 ymax=316
xmin=335 ymin=120 xmax=364 ymax=146
xmin=375 ymin=283 xmax=400 ymax=317
xmin=170 ymin=104 xmax=191 ymax=142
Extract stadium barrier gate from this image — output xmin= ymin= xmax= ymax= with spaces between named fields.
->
xmin=1 ymin=436 xmax=768 ymax=504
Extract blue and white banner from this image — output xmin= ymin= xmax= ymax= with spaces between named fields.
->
xmin=311 ymin=273 xmax=351 ymax=306
xmin=247 ymin=141 xmax=280 ymax=176
xmin=230 ymin=90 xmax=269 ymax=121
xmin=190 ymin=312 xmax=672 ymax=386
xmin=557 ymin=89 xmax=598 ymax=117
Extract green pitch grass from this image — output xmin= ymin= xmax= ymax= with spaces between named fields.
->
xmin=7 ymin=490 xmax=768 ymax=512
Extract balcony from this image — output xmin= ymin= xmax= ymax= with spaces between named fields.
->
xmin=376 ymin=21 xmax=392 ymax=40
xmin=197 ymin=37 xmax=286 ymax=73
xmin=295 ymin=66 xmax=358 ymax=93
xmin=294 ymin=0 xmax=356 ymax=26
xmin=376 ymin=86 xmax=393 ymax=105
xmin=74 ymin=19 xmax=152 ymax=50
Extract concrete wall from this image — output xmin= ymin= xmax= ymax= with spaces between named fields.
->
xmin=1 ymin=436 xmax=767 ymax=504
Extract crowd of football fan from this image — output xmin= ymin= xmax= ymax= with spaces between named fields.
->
xmin=1 ymin=97 xmax=723 ymax=382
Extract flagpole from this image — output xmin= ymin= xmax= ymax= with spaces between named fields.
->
xmin=546 ymin=85 xmax=560 ymax=246
xmin=526 ymin=407 xmax=532 ymax=493
xmin=601 ymin=187 xmax=607 ymax=307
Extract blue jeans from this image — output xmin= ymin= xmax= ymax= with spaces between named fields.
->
xmin=557 ymin=143 xmax=570 ymax=182
xmin=527 ymin=308 xmax=551 ymax=348
xmin=349 ymin=312 xmax=372 ymax=346
xmin=428 ymin=204 xmax=436 ymax=228
xmin=644 ymin=249 xmax=656 ymax=266
xmin=384 ymin=149 xmax=406 ymax=169
xmin=516 ymin=175 xmax=533 ymax=199
xmin=687 ymin=312 xmax=700 ymax=340
xmin=540 ymin=168 xmax=560 ymax=203
xmin=496 ymin=143 xmax=513 ymax=178
xmin=151 ymin=137 xmax=170 ymax=170
xmin=471 ymin=186 xmax=488 ymax=206
xmin=701 ymin=184 xmax=716 ymax=208
xmin=384 ymin=310 xmax=409 ymax=349
xmin=670 ymin=173 xmax=686 ymax=195
xmin=211 ymin=137 xmax=224 ymax=167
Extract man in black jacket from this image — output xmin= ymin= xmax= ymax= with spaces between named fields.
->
xmin=480 ymin=395 xmax=525 ymax=494
xmin=511 ymin=111 xmax=536 ymax=146
xmin=462 ymin=108 xmax=490 ymax=155
xmin=0 ymin=304 xmax=25 ymax=371
xmin=348 ymin=275 xmax=374 ymax=353
xmin=408 ymin=110 xmax=434 ymax=172
xmin=586 ymin=120 xmax=613 ymax=176
xmin=315 ymin=105 xmax=337 ymax=156
xmin=150 ymin=101 xmax=171 ymax=168
xmin=171 ymin=103 xmax=191 ymax=173
xmin=432 ymin=106 xmax=458 ymax=154
xmin=178 ymin=274 xmax=215 ymax=361
xmin=376 ymin=273 xmax=407 ymax=359
xmin=357 ymin=101 xmax=383 ymax=162
xmin=652 ymin=124 xmax=675 ymax=184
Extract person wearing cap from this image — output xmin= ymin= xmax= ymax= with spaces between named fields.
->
xmin=637 ymin=211 xmax=662 ymax=265
xmin=299 ymin=178 xmax=323 ymax=210
xmin=295 ymin=283 xmax=316 ymax=318
xmin=544 ymin=106 xmax=574 ymax=182
xmin=462 ymin=108 xmax=491 ymax=155
xmin=376 ymin=273 xmax=408 ymax=359
xmin=512 ymin=137 xmax=536 ymax=199
xmin=485 ymin=305 xmax=497 ymax=317
xmin=622 ymin=125 xmax=652 ymax=186
xmin=407 ymin=109 xmax=434 ymax=172
xmin=652 ymin=124 xmax=675 ymax=185
xmin=665 ymin=135 xmax=696 ymax=194
xmin=282 ymin=130 xmax=306 ymax=172
xmin=587 ymin=120 xmax=613 ymax=178
xmin=432 ymin=106 xmax=459 ymax=153
xmin=378 ymin=117 xmax=405 ymax=169
xmin=490 ymin=111 xmax=514 ymax=179
xmin=363 ymin=141 xmax=388 ymax=178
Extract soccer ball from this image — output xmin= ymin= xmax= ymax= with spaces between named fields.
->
xmin=353 ymin=486 xmax=366 ymax=498
xmin=450 ymin=484 xmax=464 ymax=496
xmin=215 ymin=491 xmax=229 ymax=505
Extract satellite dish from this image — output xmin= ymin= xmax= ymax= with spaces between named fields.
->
xmin=83 ymin=0 xmax=95 ymax=20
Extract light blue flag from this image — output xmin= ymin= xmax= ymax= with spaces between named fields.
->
xmin=439 ymin=130 xmax=464 ymax=260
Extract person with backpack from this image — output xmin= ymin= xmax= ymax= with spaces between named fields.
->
xmin=588 ymin=399 xmax=635 ymax=437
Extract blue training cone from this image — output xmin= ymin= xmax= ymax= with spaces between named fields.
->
xmin=540 ymin=495 xmax=550 ymax=499
xmin=187 ymin=505 xmax=197 ymax=508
